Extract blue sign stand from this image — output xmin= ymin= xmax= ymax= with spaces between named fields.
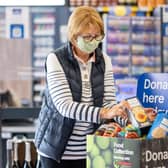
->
xmin=137 ymin=73 xmax=168 ymax=113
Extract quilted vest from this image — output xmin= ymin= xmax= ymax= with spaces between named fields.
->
xmin=34 ymin=42 xmax=105 ymax=162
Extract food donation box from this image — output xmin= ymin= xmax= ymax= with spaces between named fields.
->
xmin=87 ymin=135 xmax=168 ymax=168
xmin=87 ymin=73 xmax=168 ymax=168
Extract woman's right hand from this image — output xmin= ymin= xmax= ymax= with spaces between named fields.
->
xmin=100 ymin=101 xmax=129 ymax=120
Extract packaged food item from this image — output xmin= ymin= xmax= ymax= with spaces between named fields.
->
xmin=118 ymin=124 xmax=141 ymax=139
xmin=95 ymin=121 xmax=141 ymax=139
xmin=138 ymin=0 xmax=147 ymax=8
xmin=124 ymin=124 xmax=141 ymax=139
xmin=94 ymin=124 xmax=107 ymax=136
xmin=103 ymin=127 xmax=117 ymax=137
xmin=147 ymin=112 xmax=168 ymax=139
xmin=126 ymin=97 xmax=157 ymax=129
xmin=148 ymin=0 xmax=156 ymax=9
xmin=156 ymin=0 xmax=166 ymax=6
xmin=95 ymin=122 xmax=122 ymax=137
xmin=103 ymin=122 xmax=122 ymax=137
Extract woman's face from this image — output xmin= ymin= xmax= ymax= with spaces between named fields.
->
xmin=74 ymin=24 xmax=104 ymax=54
xmin=78 ymin=24 xmax=102 ymax=42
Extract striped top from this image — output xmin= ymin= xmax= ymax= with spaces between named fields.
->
xmin=40 ymin=51 xmax=117 ymax=160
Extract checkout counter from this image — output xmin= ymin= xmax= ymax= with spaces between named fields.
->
xmin=0 ymin=107 xmax=40 ymax=167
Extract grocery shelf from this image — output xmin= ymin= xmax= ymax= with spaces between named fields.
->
xmin=0 ymin=107 xmax=40 ymax=167
xmin=31 ymin=6 xmax=70 ymax=107
xmin=0 ymin=107 xmax=40 ymax=120
xmin=31 ymin=7 xmax=57 ymax=107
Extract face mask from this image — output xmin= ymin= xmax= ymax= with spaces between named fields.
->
xmin=76 ymin=36 xmax=100 ymax=54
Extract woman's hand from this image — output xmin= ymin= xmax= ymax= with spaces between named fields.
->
xmin=144 ymin=108 xmax=157 ymax=122
xmin=100 ymin=100 xmax=130 ymax=120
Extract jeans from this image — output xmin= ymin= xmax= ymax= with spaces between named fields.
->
xmin=40 ymin=155 xmax=86 ymax=168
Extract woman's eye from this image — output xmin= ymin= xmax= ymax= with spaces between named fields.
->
xmin=84 ymin=36 xmax=92 ymax=39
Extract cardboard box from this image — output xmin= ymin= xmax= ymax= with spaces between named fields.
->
xmin=87 ymin=135 xmax=168 ymax=168
xmin=87 ymin=73 xmax=168 ymax=168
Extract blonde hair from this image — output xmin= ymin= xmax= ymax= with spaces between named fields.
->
xmin=67 ymin=6 xmax=104 ymax=43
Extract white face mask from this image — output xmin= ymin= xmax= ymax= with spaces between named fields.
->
xmin=76 ymin=36 xmax=100 ymax=54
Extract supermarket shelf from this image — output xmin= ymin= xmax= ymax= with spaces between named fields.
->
xmin=31 ymin=7 xmax=57 ymax=107
xmin=33 ymin=18 xmax=56 ymax=24
xmin=0 ymin=107 xmax=40 ymax=120
xmin=33 ymin=31 xmax=55 ymax=36
xmin=31 ymin=7 xmax=56 ymax=13
xmin=0 ymin=107 xmax=40 ymax=167
xmin=1 ymin=123 xmax=37 ymax=139
xmin=69 ymin=6 xmax=145 ymax=13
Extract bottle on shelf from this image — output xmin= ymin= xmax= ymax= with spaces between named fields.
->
xmin=90 ymin=0 xmax=98 ymax=6
xmin=147 ymin=0 xmax=156 ymax=9
xmin=23 ymin=142 xmax=33 ymax=168
xmin=35 ymin=153 xmax=41 ymax=168
xmin=138 ymin=0 xmax=148 ymax=9
xmin=6 ymin=140 xmax=13 ymax=168
xmin=83 ymin=0 xmax=90 ymax=6
xmin=126 ymin=0 xmax=137 ymax=5
xmin=69 ymin=0 xmax=76 ymax=6
xmin=12 ymin=142 xmax=21 ymax=168
xmin=118 ymin=0 xmax=126 ymax=5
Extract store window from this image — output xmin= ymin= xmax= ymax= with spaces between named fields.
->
xmin=0 ymin=6 xmax=70 ymax=108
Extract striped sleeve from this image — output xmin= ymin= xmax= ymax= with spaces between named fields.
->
xmin=103 ymin=54 xmax=117 ymax=108
xmin=102 ymin=54 xmax=129 ymax=126
xmin=46 ymin=53 xmax=101 ymax=123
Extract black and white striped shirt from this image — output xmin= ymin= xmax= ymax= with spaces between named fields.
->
xmin=39 ymin=51 xmax=116 ymax=160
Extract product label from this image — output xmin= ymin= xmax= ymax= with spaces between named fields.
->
xmin=126 ymin=97 xmax=154 ymax=128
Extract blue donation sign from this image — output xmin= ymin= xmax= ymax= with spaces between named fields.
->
xmin=137 ymin=73 xmax=168 ymax=113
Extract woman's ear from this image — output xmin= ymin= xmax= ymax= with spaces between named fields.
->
xmin=71 ymin=36 xmax=78 ymax=47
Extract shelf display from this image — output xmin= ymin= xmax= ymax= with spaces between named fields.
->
xmin=105 ymin=15 xmax=131 ymax=78
xmin=138 ymin=0 xmax=166 ymax=11
xmin=157 ymin=6 xmax=168 ymax=72
xmin=152 ymin=6 xmax=168 ymax=73
xmin=103 ymin=11 xmax=161 ymax=101
xmin=31 ymin=6 xmax=70 ymax=107
xmin=31 ymin=7 xmax=56 ymax=107
xmin=131 ymin=16 xmax=161 ymax=76
xmin=69 ymin=0 xmax=118 ymax=6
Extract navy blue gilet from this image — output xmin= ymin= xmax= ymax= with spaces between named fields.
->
xmin=34 ymin=42 xmax=105 ymax=162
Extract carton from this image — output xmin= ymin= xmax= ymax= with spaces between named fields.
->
xmin=126 ymin=97 xmax=155 ymax=129
xmin=87 ymin=135 xmax=168 ymax=168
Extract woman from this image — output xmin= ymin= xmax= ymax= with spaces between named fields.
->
xmin=34 ymin=6 xmax=129 ymax=168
